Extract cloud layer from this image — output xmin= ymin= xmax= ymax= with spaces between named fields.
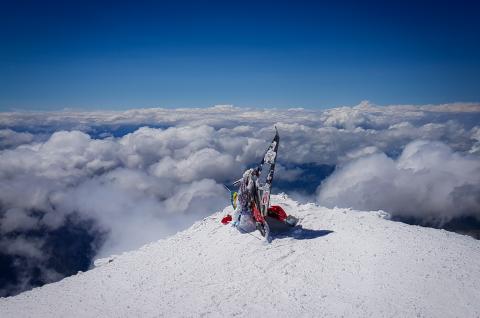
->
xmin=317 ymin=140 xmax=480 ymax=224
xmin=0 ymin=101 xmax=479 ymax=295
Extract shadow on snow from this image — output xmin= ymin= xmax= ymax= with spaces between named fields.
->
xmin=271 ymin=226 xmax=334 ymax=241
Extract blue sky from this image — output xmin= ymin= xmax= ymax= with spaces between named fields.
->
xmin=1 ymin=0 xmax=479 ymax=110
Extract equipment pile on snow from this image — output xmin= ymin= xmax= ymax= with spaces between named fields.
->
xmin=222 ymin=128 xmax=299 ymax=241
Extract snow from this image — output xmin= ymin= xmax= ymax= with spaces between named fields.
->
xmin=1 ymin=195 xmax=479 ymax=317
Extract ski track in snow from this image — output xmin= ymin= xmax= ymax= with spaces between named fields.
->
xmin=1 ymin=195 xmax=479 ymax=318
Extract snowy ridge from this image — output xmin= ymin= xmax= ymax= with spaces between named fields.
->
xmin=1 ymin=195 xmax=479 ymax=317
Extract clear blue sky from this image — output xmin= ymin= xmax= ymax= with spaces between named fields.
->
xmin=1 ymin=0 xmax=479 ymax=110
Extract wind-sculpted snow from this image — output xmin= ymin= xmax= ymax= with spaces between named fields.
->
xmin=0 ymin=101 xmax=480 ymax=296
xmin=1 ymin=196 xmax=479 ymax=317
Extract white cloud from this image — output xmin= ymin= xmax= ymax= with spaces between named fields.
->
xmin=0 ymin=126 xmax=247 ymax=261
xmin=0 ymin=129 xmax=34 ymax=149
xmin=317 ymin=140 xmax=480 ymax=224
xmin=0 ymin=236 xmax=45 ymax=260
xmin=0 ymin=208 xmax=38 ymax=233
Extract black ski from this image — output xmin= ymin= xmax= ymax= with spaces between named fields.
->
xmin=256 ymin=127 xmax=279 ymax=217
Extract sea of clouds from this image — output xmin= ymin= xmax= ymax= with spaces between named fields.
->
xmin=1 ymin=101 xmax=479 ymax=296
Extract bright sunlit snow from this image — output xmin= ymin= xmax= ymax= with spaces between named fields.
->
xmin=1 ymin=195 xmax=479 ymax=318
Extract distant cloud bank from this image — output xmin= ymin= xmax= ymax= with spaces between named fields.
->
xmin=318 ymin=140 xmax=480 ymax=224
xmin=0 ymin=101 xmax=479 ymax=296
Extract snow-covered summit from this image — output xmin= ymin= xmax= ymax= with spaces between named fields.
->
xmin=1 ymin=195 xmax=479 ymax=317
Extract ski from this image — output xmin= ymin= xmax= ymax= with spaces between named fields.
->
xmin=252 ymin=127 xmax=279 ymax=240
xmin=256 ymin=127 xmax=279 ymax=215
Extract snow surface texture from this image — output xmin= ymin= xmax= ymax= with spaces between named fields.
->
xmin=1 ymin=195 xmax=479 ymax=318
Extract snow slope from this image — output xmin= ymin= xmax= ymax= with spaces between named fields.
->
xmin=1 ymin=195 xmax=480 ymax=318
